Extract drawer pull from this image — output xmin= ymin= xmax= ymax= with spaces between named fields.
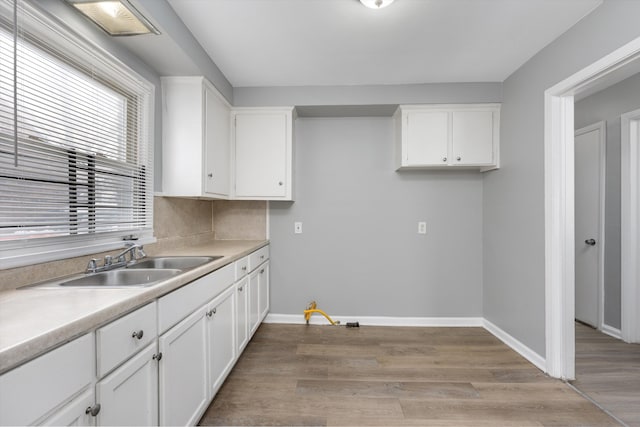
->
xmin=241 ymin=266 xmax=247 ymax=271
xmin=85 ymin=404 xmax=101 ymax=417
xmin=456 ymin=156 xmax=462 ymax=161
xmin=260 ymin=269 xmax=265 ymax=274
xmin=153 ymin=352 xmax=163 ymax=361
xmin=442 ymin=157 xmax=447 ymax=162
xmin=206 ymin=308 xmax=216 ymax=317
xmin=260 ymin=255 xmax=264 ymax=260
xmin=239 ymin=286 xmax=243 ymax=291
xmin=131 ymin=330 xmax=144 ymax=340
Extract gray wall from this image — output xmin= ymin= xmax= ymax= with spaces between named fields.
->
xmin=269 ymin=117 xmax=484 ymax=318
xmin=483 ymin=0 xmax=640 ymax=356
xmin=575 ymin=71 xmax=640 ymax=330
xmin=234 ymin=82 xmax=502 ymax=107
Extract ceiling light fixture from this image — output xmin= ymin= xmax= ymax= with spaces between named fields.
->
xmin=66 ymin=0 xmax=160 ymax=36
xmin=359 ymin=0 xmax=395 ymax=9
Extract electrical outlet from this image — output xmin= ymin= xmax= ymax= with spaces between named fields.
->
xmin=294 ymin=222 xmax=303 ymax=234
xmin=418 ymin=221 xmax=427 ymax=234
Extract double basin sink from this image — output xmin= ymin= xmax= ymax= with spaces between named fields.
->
xmin=31 ymin=256 xmax=222 ymax=289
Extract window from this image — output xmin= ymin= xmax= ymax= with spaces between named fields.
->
xmin=0 ymin=1 xmax=154 ymax=268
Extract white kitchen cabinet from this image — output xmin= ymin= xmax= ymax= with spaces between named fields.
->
xmin=162 ymin=76 xmax=231 ymax=199
xmin=38 ymin=389 xmax=96 ymax=427
xmin=236 ymin=277 xmax=249 ymax=353
xmin=395 ymin=104 xmax=500 ymax=171
xmin=0 ymin=333 xmax=94 ymax=426
xmin=158 ymin=307 xmax=209 ymax=427
xmin=206 ymin=286 xmax=236 ymax=397
xmin=258 ymin=261 xmax=270 ymax=321
xmin=247 ymin=269 xmax=260 ymax=335
xmin=96 ymin=343 xmax=159 ymax=426
xmin=232 ymin=108 xmax=295 ymax=200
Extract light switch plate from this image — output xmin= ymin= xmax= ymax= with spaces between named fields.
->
xmin=418 ymin=221 xmax=427 ymax=234
xmin=294 ymin=222 xmax=303 ymax=234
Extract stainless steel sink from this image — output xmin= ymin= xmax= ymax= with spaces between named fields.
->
xmin=58 ymin=268 xmax=182 ymax=288
xmin=127 ymin=256 xmax=221 ymax=270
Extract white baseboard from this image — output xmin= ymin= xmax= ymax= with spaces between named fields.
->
xmin=482 ymin=319 xmax=546 ymax=372
xmin=264 ymin=313 xmax=484 ymax=327
xmin=600 ymin=324 xmax=622 ymax=340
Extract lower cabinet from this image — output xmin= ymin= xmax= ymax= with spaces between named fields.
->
xmin=206 ymin=286 xmax=236 ymax=397
xmin=248 ymin=269 xmax=260 ymax=335
xmin=258 ymin=261 xmax=270 ymax=321
xmin=39 ymin=388 xmax=96 ymax=427
xmin=97 ymin=343 xmax=159 ymax=426
xmin=158 ymin=308 xmax=208 ymax=427
xmin=236 ymin=277 xmax=249 ymax=353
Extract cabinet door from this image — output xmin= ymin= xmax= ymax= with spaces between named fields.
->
xmin=235 ymin=112 xmax=288 ymax=198
xmin=96 ymin=343 xmax=158 ymax=426
xmin=247 ymin=269 xmax=260 ymax=335
xmin=38 ymin=389 xmax=96 ymax=427
xmin=236 ymin=277 xmax=249 ymax=352
xmin=204 ymin=84 xmax=230 ymax=197
xmin=405 ymin=111 xmax=449 ymax=166
xmin=158 ymin=309 xmax=208 ymax=427
xmin=258 ymin=261 xmax=270 ymax=321
xmin=452 ymin=111 xmax=494 ymax=165
xmin=206 ymin=286 xmax=236 ymax=397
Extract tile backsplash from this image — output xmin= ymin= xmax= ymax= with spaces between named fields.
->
xmin=0 ymin=197 xmax=267 ymax=291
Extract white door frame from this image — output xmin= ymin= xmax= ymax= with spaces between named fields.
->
xmin=574 ymin=122 xmax=607 ymax=331
xmin=544 ymin=36 xmax=640 ymax=380
xmin=621 ymin=108 xmax=640 ymax=344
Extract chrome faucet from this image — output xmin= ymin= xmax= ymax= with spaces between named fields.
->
xmin=85 ymin=243 xmax=146 ymax=273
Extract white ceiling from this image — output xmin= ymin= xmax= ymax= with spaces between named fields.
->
xmin=166 ymin=0 xmax=602 ymax=88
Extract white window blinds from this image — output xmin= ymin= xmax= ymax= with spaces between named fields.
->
xmin=0 ymin=1 xmax=155 ymax=268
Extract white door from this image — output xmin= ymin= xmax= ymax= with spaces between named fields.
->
xmin=206 ymin=286 xmax=236 ymax=397
xmin=158 ymin=309 xmax=208 ymax=427
xmin=204 ymin=84 xmax=230 ymax=197
xmin=258 ymin=261 xmax=270 ymax=321
xmin=39 ymin=389 xmax=96 ymax=427
xmin=96 ymin=343 xmax=159 ymax=426
xmin=574 ymin=123 xmax=604 ymax=328
xmin=248 ymin=270 xmax=260 ymax=335
xmin=234 ymin=112 xmax=287 ymax=198
xmin=405 ymin=111 xmax=449 ymax=165
xmin=236 ymin=278 xmax=249 ymax=352
xmin=452 ymin=111 xmax=494 ymax=165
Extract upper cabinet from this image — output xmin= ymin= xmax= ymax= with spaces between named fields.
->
xmin=231 ymin=108 xmax=295 ymax=201
xmin=162 ymin=77 xmax=231 ymax=199
xmin=395 ymin=104 xmax=500 ymax=172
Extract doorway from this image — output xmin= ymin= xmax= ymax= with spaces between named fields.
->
xmin=574 ymin=122 xmax=605 ymax=330
xmin=544 ymin=36 xmax=640 ymax=380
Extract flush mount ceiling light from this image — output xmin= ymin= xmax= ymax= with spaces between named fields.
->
xmin=66 ymin=0 xmax=160 ymax=36
xmin=359 ymin=0 xmax=395 ymax=9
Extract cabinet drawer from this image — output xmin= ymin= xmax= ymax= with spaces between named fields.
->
xmin=235 ymin=256 xmax=249 ymax=280
xmin=96 ymin=302 xmax=157 ymax=378
xmin=0 ymin=333 xmax=94 ymax=426
xmin=158 ymin=263 xmax=235 ymax=334
xmin=248 ymin=246 xmax=269 ymax=271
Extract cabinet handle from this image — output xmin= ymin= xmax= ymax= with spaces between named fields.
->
xmin=207 ymin=173 xmax=213 ymax=178
xmin=278 ymin=181 xmax=283 ymax=186
xmin=241 ymin=266 xmax=247 ymax=271
xmin=132 ymin=330 xmax=144 ymax=340
xmin=456 ymin=156 xmax=462 ymax=161
xmin=153 ymin=352 xmax=163 ymax=361
xmin=260 ymin=255 xmax=264 ymax=260
xmin=442 ymin=157 xmax=447 ymax=162
xmin=206 ymin=308 xmax=216 ymax=317
xmin=85 ymin=404 xmax=101 ymax=417
xmin=239 ymin=286 xmax=243 ymax=291
xmin=260 ymin=268 xmax=265 ymax=274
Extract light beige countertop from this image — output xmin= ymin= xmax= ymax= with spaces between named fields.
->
xmin=0 ymin=240 xmax=268 ymax=374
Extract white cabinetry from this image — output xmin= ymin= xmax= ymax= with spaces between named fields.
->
xmin=158 ymin=308 xmax=208 ymax=426
xmin=395 ymin=104 xmax=500 ymax=171
xmin=0 ymin=334 xmax=94 ymax=426
xmin=96 ymin=343 xmax=159 ymax=426
xmin=236 ymin=277 xmax=249 ymax=352
xmin=206 ymin=286 xmax=236 ymax=397
xmin=258 ymin=261 xmax=270 ymax=321
xmin=232 ymin=108 xmax=295 ymax=200
xmin=39 ymin=389 xmax=96 ymax=427
xmin=162 ymin=76 xmax=231 ymax=198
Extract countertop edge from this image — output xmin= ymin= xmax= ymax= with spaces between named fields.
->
xmin=0 ymin=239 xmax=269 ymax=374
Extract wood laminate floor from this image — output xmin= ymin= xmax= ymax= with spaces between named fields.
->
xmin=573 ymin=322 xmax=640 ymax=427
xmin=199 ymin=324 xmax=618 ymax=426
